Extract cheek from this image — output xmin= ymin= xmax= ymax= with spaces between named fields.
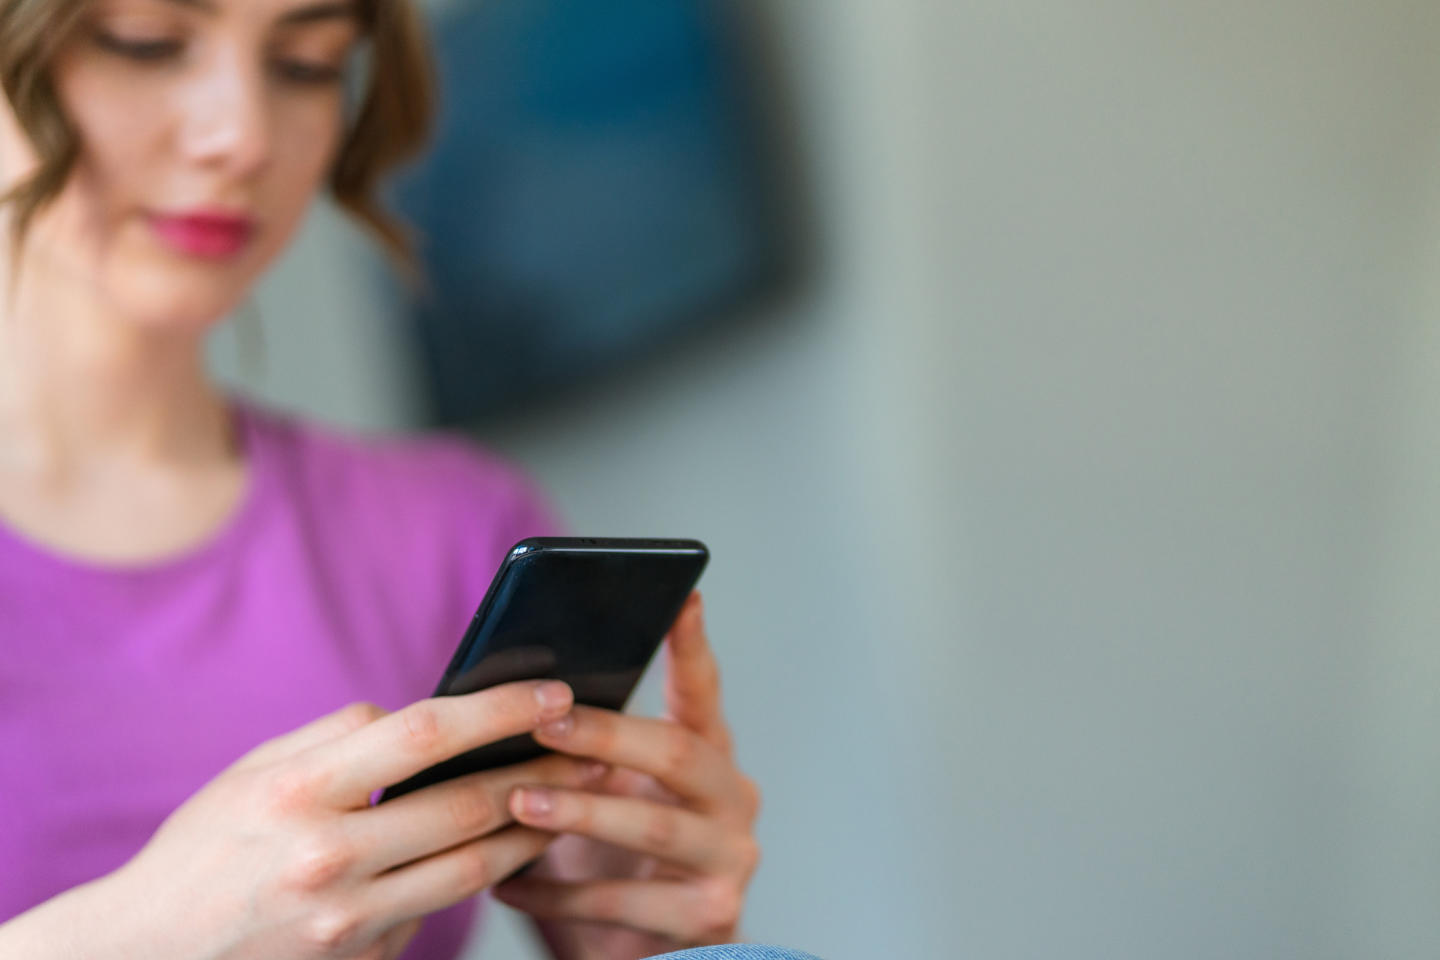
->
xmin=53 ymin=62 xmax=168 ymax=209
xmin=269 ymin=101 xmax=345 ymax=207
xmin=246 ymin=101 xmax=344 ymax=262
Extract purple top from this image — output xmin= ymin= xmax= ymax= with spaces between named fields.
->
xmin=0 ymin=398 xmax=560 ymax=959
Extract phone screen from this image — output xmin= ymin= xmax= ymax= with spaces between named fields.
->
xmin=376 ymin=539 xmax=707 ymax=802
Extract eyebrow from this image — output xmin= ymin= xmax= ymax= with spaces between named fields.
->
xmin=159 ymin=0 xmax=362 ymax=26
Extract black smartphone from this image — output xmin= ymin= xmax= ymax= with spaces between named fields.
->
xmin=376 ymin=537 xmax=709 ymax=803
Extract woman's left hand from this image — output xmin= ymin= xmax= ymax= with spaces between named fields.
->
xmin=492 ymin=592 xmax=762 ymax=960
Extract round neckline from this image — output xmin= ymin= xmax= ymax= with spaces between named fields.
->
xmin=0 ymin=395 xmax=274 ymax=582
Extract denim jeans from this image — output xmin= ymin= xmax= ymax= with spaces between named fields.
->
xmin=644 ymin=947 xmax=823 ymax=960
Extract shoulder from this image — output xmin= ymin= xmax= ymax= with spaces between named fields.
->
xmin=238 ymin=397 xmax=563 ymax=546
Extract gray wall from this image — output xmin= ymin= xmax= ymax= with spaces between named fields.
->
xmin=212 ymin=1 xmax=1440 ymax=958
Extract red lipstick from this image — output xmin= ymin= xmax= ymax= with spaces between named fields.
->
xmin=148 ymin=209 xmax=256 ymax=260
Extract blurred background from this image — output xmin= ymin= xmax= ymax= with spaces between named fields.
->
xmin=209 ymin=1 xmax=1440 ymax=958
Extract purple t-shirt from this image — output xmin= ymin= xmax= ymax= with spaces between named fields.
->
xmin=0 ymin=398 xmax=560 ymax=959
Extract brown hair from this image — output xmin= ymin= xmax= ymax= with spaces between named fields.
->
xmin=0 ymin=0 xmax=435 ymax=273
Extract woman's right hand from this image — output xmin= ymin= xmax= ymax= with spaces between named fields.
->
xmin=91 ymin=680 xmax=590 ymax=960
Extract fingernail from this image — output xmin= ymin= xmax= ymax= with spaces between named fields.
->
xmin=519 ymin=787 xmax=554 ymax=818
xmin=582 ymin=761 xmax=608 ymax=785
xmin=534 ymin=682 xmax=572 ymax=717
xmin=537 ymin=715 xmax=573 ymax=739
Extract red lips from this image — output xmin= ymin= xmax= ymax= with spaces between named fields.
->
xmin=148 ymin=210 xmax=256 ymax=260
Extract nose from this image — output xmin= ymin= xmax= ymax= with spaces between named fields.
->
xmin=178 ymin=44 xmax=272 ymax=180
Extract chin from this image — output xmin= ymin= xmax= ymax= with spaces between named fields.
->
xmin=101 ymin=250 xmax=266 ymax=333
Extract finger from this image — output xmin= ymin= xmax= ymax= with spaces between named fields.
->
xmin=492 ymin=877 xmax=740 ymax=944
xmin=366 ymin=825 xmax=556 ymax=928
xmin=532 ymin=707 xmax=737 ymax=810
xmin=304 ymin=681 xmax=574 ymax=809
xmin=346 ymin=754 xmax=601 ymax=874
xmin=508 ymin=786 xmax=748 ymax=874
xmin=378 ymin=917 xmax=423 ymax=960
xmin=233 ymin=702 xmax=388 ymax=772
xmin=663 ymin=593 xmax=732 ymax=753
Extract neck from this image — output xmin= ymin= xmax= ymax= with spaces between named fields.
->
xmin=0 ymin=239 xmax=234 ymax=476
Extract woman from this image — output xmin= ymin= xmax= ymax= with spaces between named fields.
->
xmin=0 ymin=1 xmax=761 ymax=959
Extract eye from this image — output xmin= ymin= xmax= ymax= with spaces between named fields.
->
xmin=93 ymin=30 xmax=183 ymax=62
xmin=270 ymin=59 xmax=344 ymax=86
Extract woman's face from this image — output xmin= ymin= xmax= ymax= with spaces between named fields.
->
xmin=1 ymin=0 xmax=362 ymax=329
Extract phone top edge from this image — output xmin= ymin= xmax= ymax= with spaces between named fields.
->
xmin=511 ymin=537 xmax=708 ymax=556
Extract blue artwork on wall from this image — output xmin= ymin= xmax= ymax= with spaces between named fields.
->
xmin=389 ymin=0 xmax=792 ymax=423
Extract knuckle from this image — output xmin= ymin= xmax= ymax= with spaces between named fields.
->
xmin=588 ymin=883 xmax=626 ymax=922
xmin=337 ymin=701 xmax=386 ymax=733
xmin=454 ymin=844 xmax=495 ymax=895
xmin=737 ymin=835 xmax=762 ymax=875
xmin=547 ymin=754 xmax=592 ymax=786
xmin=640 ymin=807 xmax=680 ymax=855
xmin=444 ymin=786 xmax=497 ymax=836
xmin=303 ymin=905 xmax=366 ymax=954
xmin=663 ymin=728 xmax=699 ymax=780
xmin=565 ymin=794 xmax=596 ymax=833
xmin=739 ymin=775 xmax=763 ymax=820
xmin=693 ymin=882 xmax=741 ymax=939
xmin=714 ymin=726 xmax=734 ymax=757
xmin=282 ymin=832 xmax=355 ymax=892
xmin=695 ymin=659 xmax=721 ymax=690
xmin=398 ymin=703 xmax=446 ymax=755
xmin=263 ymin=764 xmax=323 ymax=816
